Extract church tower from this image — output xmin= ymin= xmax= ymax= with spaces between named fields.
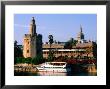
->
xmin=23 ymin=17 xmax=37 ymax=58
xmin=77 ymin=25 xmax=85 ymax=43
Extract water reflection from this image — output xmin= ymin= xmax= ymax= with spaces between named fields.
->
xmin=14 ymin=71 xmax=97 ymax=76
xmin=37 ymin=71 xmax=67 ymax=76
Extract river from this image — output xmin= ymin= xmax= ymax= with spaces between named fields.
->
xmin=14 ymin=71 xmax=97 ymax=76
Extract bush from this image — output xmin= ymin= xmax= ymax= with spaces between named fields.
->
xmin=15 ymin=54 xmax=44 ymax=65
xmin=32 ymin=54 xmax=44 ymax=64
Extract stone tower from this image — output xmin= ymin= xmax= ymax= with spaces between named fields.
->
xmin=77 ymin=25 xmax=84 ymax=43
xmin=23 ymin=17 xmax=37 ymax=58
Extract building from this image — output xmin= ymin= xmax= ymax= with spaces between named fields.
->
xmin=73 ymin=41 xmax=97 ymax=58
xmin=23 ymin=17 xmax=42 ymax=58
xmin=42 ymin=27 xmax=97 ymax=59
xmin=42 ymin=42 xmax=97 ymax=59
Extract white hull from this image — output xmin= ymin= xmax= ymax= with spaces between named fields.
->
xmin=37 ymin=68 xmax=69 ymax=72
xmin=36 ymin=62 xmax=71 ymax=73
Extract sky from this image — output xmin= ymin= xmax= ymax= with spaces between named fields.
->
xmin=14 ymin=14 xmax=97 ymax=45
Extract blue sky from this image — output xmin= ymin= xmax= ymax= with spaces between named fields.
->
xmin=14 ymin=14 xmax=97 ymax=45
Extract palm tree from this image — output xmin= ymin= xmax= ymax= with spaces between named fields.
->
xmin=48 ymin=35 xmax=54 ymax=62
xmin=48 ymin=35 xmax=53 ymax=48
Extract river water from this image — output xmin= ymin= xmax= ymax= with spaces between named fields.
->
xmin=14 ymin=71 xmax=97 ymax=76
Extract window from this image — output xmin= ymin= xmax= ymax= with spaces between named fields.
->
xmin=27 ymin=50 xmax=29 ymax=53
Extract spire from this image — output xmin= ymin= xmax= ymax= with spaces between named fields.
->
xmin=80 ymin=25 xmax=82 ymax=33
xmin=77 ymin=25 xmax=84 ymax=43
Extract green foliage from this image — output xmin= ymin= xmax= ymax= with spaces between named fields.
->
xmin=64 ymin=55 xmax=68 ymax=60
xmin=32 ymin=54 xmax=44 ymax=64
xmin=14 ymin=40 xmax=23 ymax=64
xmin=14 ymin=44 xmax=23 ymax=58
xmin=21 ymin=58 xmax=25 ymax=63
xmin=72 ymin=40 xmax=78 ymax=46
xmin=64 ymin=38 xmax=78 ymax=49
xmin=48 ymin=35 xmax=53 ymax=44
xmin=15 ymin=57 xmax=24 ymax=64
xmin=15 ymin=57 xmax=32 ymax=64
xmin=25 ymin=57 xmax=32 ymax=64
xmin=47 ymin=52 xmax=54 ymax=62
xmin=15 ymin=53 xmax=45 ymax=65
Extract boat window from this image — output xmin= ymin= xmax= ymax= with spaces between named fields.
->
xmin=50 ymin=63 xmax=66 ymax=66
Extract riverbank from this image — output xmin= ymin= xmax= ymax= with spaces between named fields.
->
xmin=14 ymin=63 xmax=38 ymax=72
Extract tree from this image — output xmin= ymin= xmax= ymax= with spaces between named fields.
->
xmin=25 ymin=57 xmax=32 ymax=64
xmin=15 ymin=57 xmax=23 ymax=64
xmin=47 ymin=51 xmax=54 ymax=62
xmin=14 ymin=40 xmax=23 ymax=64
xmin=48 ymin=35 xmax=53 ymax=45
xmin=32 ymin=54 xmax=44 ymax=64
xmin=47 ymin=35 xmax=54 ymax=62
xmin=72 ymin=40 xmax=78 ymax=46
xmin=64 ymin=38 xmax=78 ymax=49
xmin=22 ymin=58 xmax=26 ymax=63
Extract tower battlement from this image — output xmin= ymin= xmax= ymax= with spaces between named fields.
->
xmin=24 ymin=34 xmax=31 ymax=38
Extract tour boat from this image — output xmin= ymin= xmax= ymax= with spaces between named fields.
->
xmin=36 ymin=62 xmax=71 ymax=72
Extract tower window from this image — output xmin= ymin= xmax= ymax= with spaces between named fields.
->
xmin=27 ymin=50 xmax=29 ymax=53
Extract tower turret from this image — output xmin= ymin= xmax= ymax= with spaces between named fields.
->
xmin=29 ymin=17 xmax=36 ymax=35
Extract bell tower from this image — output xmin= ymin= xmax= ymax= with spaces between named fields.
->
xmin=77 ymin=25 xmax=84 ymax=43
xmin=29 ymin=17 xmax=36 ymax=35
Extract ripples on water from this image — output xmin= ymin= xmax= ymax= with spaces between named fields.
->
xmin=14 ymin=71 xmax=97 ymax=76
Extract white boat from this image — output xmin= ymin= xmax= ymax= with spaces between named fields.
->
xmin=36 ymin=62 xmax=71 ymax=73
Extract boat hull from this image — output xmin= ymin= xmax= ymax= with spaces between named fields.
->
xmin=37 ymin=67 xmax=71 ymax=73
xmin=36 ymin=62 xmax=71 ymax=73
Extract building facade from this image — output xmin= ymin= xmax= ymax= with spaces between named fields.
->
xmin=42 ymin=42 xmax=96 ymax=59
xmin=42 ymin=26 xmax=97 ymax=59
